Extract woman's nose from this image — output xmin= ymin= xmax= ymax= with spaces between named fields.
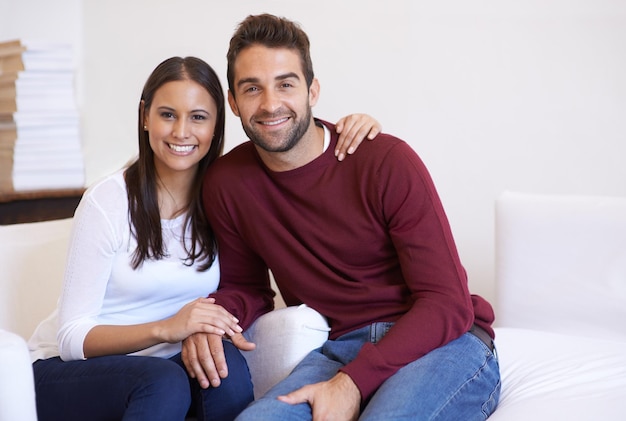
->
xmin=172 ymin=119 xmax=190 ymax=139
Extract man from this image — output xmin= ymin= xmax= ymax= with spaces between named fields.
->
xmin=183 ymin=13 xmax=501 ymax=420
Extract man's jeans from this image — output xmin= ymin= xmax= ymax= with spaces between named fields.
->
xmin=237 ymin=323 xmax=501 ymax=420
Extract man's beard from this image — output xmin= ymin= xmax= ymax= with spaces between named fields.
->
xmin=242 ymin=106 xmax=313 ymax=153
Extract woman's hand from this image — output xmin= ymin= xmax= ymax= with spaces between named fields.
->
xmin=83 ymin=298 xmax=242 ymax=358
xmin=334 ymin=114 xmax=382 ymax=161
xmin=157 ymin=297 xmax=243 ymax=343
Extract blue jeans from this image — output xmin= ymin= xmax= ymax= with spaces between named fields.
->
xmin=33 ymin=340 xmax=253 ymax=421
xmin=237 ymin=323 xmax=500 ymax=420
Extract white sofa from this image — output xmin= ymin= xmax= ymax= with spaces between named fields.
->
xmin=1 ymin=191 xmax=626 ymax=420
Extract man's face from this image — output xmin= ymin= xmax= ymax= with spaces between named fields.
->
xmin=228 ymin=45 xmax=319 ymax=153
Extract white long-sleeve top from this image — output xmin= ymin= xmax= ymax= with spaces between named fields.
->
xmin=28 ymin=170 xmax=220 ymax=362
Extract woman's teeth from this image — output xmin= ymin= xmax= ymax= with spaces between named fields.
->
xmin=169 ymin=144 xmax=195 ymax=153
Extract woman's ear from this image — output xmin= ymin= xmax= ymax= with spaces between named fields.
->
xmin=140 ymin=100 xmax=148 ymax=130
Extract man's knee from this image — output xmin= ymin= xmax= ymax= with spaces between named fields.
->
xmin=237 ymin=397 xmax=311 ymax=421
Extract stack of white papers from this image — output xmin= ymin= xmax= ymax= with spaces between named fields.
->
xmin=0 ymin=39 xmax=85 ymax=192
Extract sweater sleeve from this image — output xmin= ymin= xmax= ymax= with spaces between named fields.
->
xmin=340 ymin=142 xmax=477 ymax=399
xmin=202 ymin=164 xmax=276 ymax=329
xmin=56 ymin=180 xmax=123 ymax=361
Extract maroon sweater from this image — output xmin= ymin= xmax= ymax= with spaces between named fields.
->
xmin=203 ymin=120 xmax=495 ymax=400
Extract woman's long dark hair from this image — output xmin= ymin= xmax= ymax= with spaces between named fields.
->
xmin=125 ymin=56 xmax=225 ymax=271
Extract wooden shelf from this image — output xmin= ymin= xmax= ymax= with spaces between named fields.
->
xmin=0 ymin=188 xmax=85 ymax=225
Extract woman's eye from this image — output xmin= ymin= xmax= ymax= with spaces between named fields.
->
xmin=191 ymin=114 xmax=207 ymax=121
xmin=160 ymin=112 xmax=174 ymax=119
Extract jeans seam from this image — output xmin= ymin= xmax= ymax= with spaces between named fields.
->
xmin=481 ymin=378 xmax=501 ymax=419
xmin=431 ymin=347 xmax=497 ymax=421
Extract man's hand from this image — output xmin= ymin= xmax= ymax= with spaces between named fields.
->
xmin=182 ymin=332 xmax=256 ymax=389
xmin=277 ymin=372 xmax=361 ymax=421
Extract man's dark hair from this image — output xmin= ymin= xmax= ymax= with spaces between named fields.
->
xmin=226 ymin=13 xmax=315 ymax=94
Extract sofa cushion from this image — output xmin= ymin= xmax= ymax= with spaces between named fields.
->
xmin=490 ymin=327 xmax=626 ymax=420
xmin=0 ymin=218 xmax=72 ymax=339
xmin=242 ymin=304 xmax=330 ymax=399
xmin=495 ymin=191 xmax=626 ymax=342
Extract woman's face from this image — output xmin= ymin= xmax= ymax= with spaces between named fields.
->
xmin=144 ymin=79 xmax=218 ymax=178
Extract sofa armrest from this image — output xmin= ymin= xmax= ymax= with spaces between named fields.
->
xmin=0 ymin=330 xmax=38 ymax=421
xmin=242 ymin=305 xmax=330 ymax=399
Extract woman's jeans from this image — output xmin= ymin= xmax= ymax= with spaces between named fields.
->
xmin=237 ymin=323 xmax=501 ymax=421
xmin=32 ymin=340 xmax=253 ymax=421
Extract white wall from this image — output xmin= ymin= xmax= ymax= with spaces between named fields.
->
xmin=2 ymin=0 xmax=626 ymax=305
xmin=0 ymin=0 xmax=83 ymax=100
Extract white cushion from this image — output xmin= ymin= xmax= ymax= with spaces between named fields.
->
xmin=242 ymin=305 xmax=330 ymax=399
xmin=495 ymin=191 xmax=626 ymax=341
xmin=491 ymin=327 xmax=626 ymax=420
xmin=0 ymin=218 xmax=72 ymax=339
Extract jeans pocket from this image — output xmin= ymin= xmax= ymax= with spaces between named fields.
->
xmin=369 ymin=322 xmax=395 ymax=343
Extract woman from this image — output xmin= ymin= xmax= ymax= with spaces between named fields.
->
xmin=28 ymin=56 xmax=381 ymax=421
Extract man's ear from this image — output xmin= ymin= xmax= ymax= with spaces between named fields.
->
xmin=308 ymin=78 xmax=320 ymax=108
xmin=228 ymin=90 xmax=240 ymax=117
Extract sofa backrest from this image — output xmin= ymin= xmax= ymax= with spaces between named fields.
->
xmin=0 ymin=218 xmax=72 ymax=339
xmin=495 ymin=191 xmax=626 ymax=342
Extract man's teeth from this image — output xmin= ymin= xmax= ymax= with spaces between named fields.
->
xmin=262 ymin=118 xmax=288 ymax=126
xmin=169 ymin=144 xmax=195 ymax=152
